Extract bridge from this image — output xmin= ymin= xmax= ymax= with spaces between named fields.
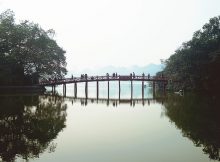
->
xmin=40 ymin=74 xmax=168 ymax=99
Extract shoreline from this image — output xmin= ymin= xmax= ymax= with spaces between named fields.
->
xmin=0 ymin=85 xmax=46 ymax=94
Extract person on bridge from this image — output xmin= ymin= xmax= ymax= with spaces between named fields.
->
xmin=133 ymin=72 xmax=135 ymax=78
xmin=148 ymin=73 xmax=150 ymax=79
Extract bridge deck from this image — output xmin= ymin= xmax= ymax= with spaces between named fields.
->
xmin=40 ymin=75 xmax=168 ymax=86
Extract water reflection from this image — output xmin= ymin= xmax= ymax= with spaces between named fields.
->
xmin=163 ymin=93 xmax=220 ymax=161
xmin=44 ymin=93 xmax=166 ymax=107
xmin=0 ymin=91 xmax=219 ymax=162
xmin=0 ymin=95 xmax=67 ymax=162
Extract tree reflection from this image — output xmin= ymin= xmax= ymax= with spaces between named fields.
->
xmin=163 ymin=93 xmax=220 ymax=161
xmin=0 ymin=95 xmax=67 ymax=162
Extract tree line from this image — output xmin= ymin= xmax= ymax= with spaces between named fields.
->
xmin=158 ymin=16 xmax=220 ymax=91
xmin=0 ymin=10 xmax=67 ymax=86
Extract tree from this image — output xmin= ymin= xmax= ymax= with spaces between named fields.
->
xmin=0 ymin=10 xmax=67 ymax=85
xmin=158 ymin=15 xmax=220 ymax=91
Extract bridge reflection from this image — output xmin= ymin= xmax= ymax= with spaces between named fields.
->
xmin=45 ymin=93 xmax=166 ymax=107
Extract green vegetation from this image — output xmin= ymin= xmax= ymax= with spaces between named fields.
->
xmin=0 ymin=10 xmax=67 ymax=86
xmin=159 ymin=16 xmax=220 ymax=91
xmin=0 ymin=95 xmax=67 ymax=161
xmin=163 ymin=93 xmax=220 ymax=161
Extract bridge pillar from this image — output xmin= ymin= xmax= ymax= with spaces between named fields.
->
xmin=142 ymin=99 xmax=145 ymax=106
xmin=131 ymin=80 xmax=133 ymax=99
xmin=85 ymin=81 xmax=88 ymax=98
xmin=142 ymin=81 xmax=144 ymax=99
xmin=52 ymin=85 xmax=56 ymax=95
xmin=119 ymin=79 xmax=121 ymax=100
xmin=63 ymin=84 xmax=66 ymax=97
xmin=52 ymin=85 xmax=54 ymax=94
xmin=96 ymin=81 xmax=99 ymax=99
xmin=163 ymin=82 xmax=167 ymax=94
xmin=153 ymin=81 xmax=156 ymax=99
xmin=107 ymin=98 xmax=109 ymax=106
xmin=74 ymin=82 xmax=77 ymax=98
xmin=108 ymin=80 xmax=109 ymax=99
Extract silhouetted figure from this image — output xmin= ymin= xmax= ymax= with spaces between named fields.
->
xmin=142 ymin=73 xmax=145 ymax=78
xmin=85 ymin=74 xmax=87 ymax=80
xmin=148 ymin=73 xmax=150 ymax=79
xmin=133 ymin=72 xmax=135 ymax=78
xmin=116 ymin=73 xmax=118 ymax=77
xmin=71 ymin=75 xmax=73 ymax=79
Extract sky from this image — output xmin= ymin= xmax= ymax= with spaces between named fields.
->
xmin=1 ymin=0 xmax=220 ymax=71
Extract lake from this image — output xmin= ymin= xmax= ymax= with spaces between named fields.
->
xmin=0 ymin=82 xmax=219 ymax=162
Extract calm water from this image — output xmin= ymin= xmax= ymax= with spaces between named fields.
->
xmin=0 ymin=82 xmax=220 ymax=162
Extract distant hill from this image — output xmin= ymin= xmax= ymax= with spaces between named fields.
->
xmin=67 ymin=64 xmax=164 ymax=77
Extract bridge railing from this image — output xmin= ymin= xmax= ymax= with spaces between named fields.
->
xmin=39 ymin=75 xmax=168 ymax=85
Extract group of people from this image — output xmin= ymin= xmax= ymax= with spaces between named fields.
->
xmin=69 ymin=72 xmax=153 ymax=80
xmin=80 ymin=74 xmax=88 ymax=79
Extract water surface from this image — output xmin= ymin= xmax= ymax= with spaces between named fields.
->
xmin=0 ymin=83 xmax=219 ymax=162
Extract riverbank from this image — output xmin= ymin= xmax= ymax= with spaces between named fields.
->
xmin=0 ymin=86 xmax=46 ymax=94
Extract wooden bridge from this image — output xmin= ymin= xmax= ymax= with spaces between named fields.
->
xmin=40 ymin=74 xmax=168 ymax=99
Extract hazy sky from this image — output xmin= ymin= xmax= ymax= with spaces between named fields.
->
xmin=1 ymin=0 xmax=220 ymax=71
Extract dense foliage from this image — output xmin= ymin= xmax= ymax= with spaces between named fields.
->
xmin=159 ymin=16 xmax=220 ymax=91
xmin=0 ymin=10 xmax=67 ymax=85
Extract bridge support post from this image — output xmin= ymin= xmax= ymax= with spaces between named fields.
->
xmin=52 ymin=85 xmax=54 ymax=94
xmin=96 ymin=81 xmax=99 ymax=99
xmin=142 ymin=81 xmax=144 ymax=99
xmin=153 ymin=81 xmax=156 ymax=99
xmin=119 ymin=79 xmax=121 ymax=100
xmin=131 ymin=80 xmax=133 ymax=99
xmin=63 ymin=84 xmax=66 ymax=97
xmin=74 ymin=82 xmax=77 ymax=98
xmin=85 ymin=81 xmax=88 ymax=98
xmin=108 ymin=80 xmax=109 ymax=99
xmin=52 ymin=85 xmax=56 ymax=95
xmin=142 ymin=99 xmax=145 ymax=106
xmin=163 ymin=82 xmax=167 ymax=94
